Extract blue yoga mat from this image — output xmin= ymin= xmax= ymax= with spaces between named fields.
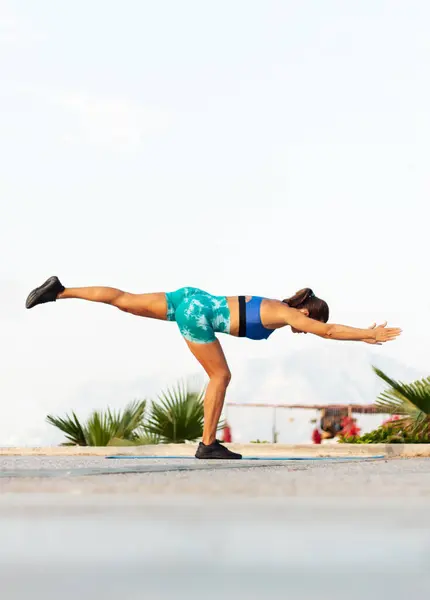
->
xmin=106 ymin=455 xmax=385 ymax=461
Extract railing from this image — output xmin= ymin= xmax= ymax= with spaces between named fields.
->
xmin=225 ymin=402 xmax=386 ymax=413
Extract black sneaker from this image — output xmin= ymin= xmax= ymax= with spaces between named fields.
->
xmin=195 ymin=440 xmax=242 ymax=460
xmin=25 ymin=276 xmax=65 ymax=309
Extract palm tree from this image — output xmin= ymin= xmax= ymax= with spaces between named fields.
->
xmin=373 ymin=366 xmax=430 ymax=439
xmin=144 ymin=378 xmax=227 ymax=443
xmin=46 ymin=399 xmax=147 ymax=446
xmin=144 ymin=380 xmax=206 ymax=443
xmin=47 ymin=378 xmax=225 ymax=446
xmin=46 ymin=411 xmax=88 ymax=446
xmin=105 ymin=400 xmax=147 ymax=443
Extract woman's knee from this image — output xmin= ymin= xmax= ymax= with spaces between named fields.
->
xmin=211 ymin=370 xmax=231 ymax=388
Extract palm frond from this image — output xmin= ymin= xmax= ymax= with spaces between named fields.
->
xmin=108 ymin=399 xmax=147 ymax=440
xmin=373 ymin=367 xmax=430 ymax=414
xmin=85 ymin=410 xmax=114 ymax=446
xmin=46 ymin=400 xmax=148 ymax=447
xmin=145 ymin=379 xmax=206 ymax=443
xmin=373 ymin=366 xmax=430 ymax=437
xmin=46 ymin=411 xmax=88 ymax=446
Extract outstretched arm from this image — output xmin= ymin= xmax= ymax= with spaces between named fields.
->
xmin=282 ymin=306 xmax=401 ymax=344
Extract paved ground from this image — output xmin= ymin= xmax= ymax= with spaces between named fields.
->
xmin=2 ymin=456 xmax=430 ymax=599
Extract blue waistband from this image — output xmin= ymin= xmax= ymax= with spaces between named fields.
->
xmin=242 ymin=296 xmax=275 ymax=341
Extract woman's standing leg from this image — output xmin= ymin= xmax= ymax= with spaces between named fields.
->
xmin=172 ymin=294 xmax=240 ymax=459
xmin=185 ymin=339 xmax=241 ymax=459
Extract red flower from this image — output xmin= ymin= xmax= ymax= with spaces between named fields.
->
xmin=312 ymin=428 xmax=322 ymax=444
xmin=340 ymin=416 xmax=361 ymax=437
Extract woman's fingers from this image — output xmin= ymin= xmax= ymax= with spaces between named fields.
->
xmin=378 ymin=327 xmax=402 ymax=341
xmin=385 ymin=329 xmax=401 ymax=337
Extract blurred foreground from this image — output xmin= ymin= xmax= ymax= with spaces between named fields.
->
xmin=1 ymin=457 xmax=430 ymax=599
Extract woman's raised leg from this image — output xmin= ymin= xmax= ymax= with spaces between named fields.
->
xmin=58 ymin=287 xmax=168 ymax=319
xmin=25 ymin=275 xmax=168 ymax=320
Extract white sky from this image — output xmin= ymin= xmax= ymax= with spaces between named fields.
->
xmin=1 ymin=0 xmax=429 ymax=445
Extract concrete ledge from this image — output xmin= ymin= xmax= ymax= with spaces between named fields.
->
xmin=1 ymin=444 xmax=430 ymax=457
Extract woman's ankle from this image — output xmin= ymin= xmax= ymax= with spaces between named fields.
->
xmin=202 ymin=436 xmax=216 ymax=446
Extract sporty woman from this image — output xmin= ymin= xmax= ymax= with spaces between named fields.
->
xmin=25 ymin=277 xmax=401 ymax=459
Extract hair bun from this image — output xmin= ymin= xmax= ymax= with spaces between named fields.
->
xmin=283 ymin=287 xmax=329 ymax=323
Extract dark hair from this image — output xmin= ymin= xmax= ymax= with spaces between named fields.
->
xmin=283 ymin=288 xmax=329 ymax=323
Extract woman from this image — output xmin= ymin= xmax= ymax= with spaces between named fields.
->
xmin=25 ymin=276 xmax=401 ymax=460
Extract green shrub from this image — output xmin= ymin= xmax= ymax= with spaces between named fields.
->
xmin=340 ymin=367 xmax=430 ymax=444
xmin=339 ymin=422 xmax=430 ymax=444
xmin=46 ymin=379 xmax=223 ymax=446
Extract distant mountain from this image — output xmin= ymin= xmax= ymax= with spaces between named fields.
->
xmin=224 ymin=345 xmax=426 ymax=443
xmin=228 ymin=344 xmax=424 ymax=407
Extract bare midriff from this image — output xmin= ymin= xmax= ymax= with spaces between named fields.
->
xmin=226 ymin=296 xmax=250 ymax=337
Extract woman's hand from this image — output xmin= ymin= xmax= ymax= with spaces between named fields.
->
xmin=363 ymin=322 xmax=402 ymax=344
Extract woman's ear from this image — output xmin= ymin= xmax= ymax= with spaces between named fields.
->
xmin=299 ymin=308 xmax=309 ymax=317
